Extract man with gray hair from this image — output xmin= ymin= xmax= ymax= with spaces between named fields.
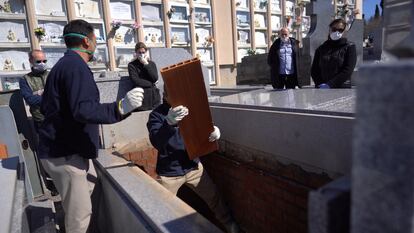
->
xmin=19 ymin=49 xmax=49 ymax=132
xmin=267 ymin=27 xmax=300 ymax=89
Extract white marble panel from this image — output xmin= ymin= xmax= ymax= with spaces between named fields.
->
xmin=254 ymin=14 xmax=266 ymax=28
xmin=236 ymin=11 xmax=250 ymax=25
xmin=194 ymin=7 xmax=211 ymax=23
xmin=38 ymin=21 xmax=65 ymax=43
xmin=0 ymin=50 xmax=30 ymax=71
xmin=0 ymin=20 xmax=28 ymax=42
xmin=74 ymin=0 xmax=101 ymax=18
xmin=237 ymin=49 xmax=248 ymax=62
xmin=34 ymin=0 xmax=65 ymax=16
xmin=116 ymin=48 xmax=134 ymax=67
xmin=42 ymin=48 xmax=66 ymax=68
xmin=235 ymin=0 xmax=248 ymax=9
xmin=195 ymin=27 xmax=210 ymax=45
xmin=89 ymin=46 xmax=108 ymax=67
xmin=143 ymin=27 xmax=163 ymax=44
xmin=271 ymin=15 xmax=281 ymax=30
xmin=142 ymin=4 xmax=162 ymax=21
xmin=113 ymin=25 xmax=136 ymax=45
xmin=170 ymin=5 xmax=188 ymax=21
xmin=196 ymin=48 xmax=212 ymax=62
xmin=238 ymin=30 xmax=250 ymax=44
xmin=93 ymin=24 xmax=106 ymax=43
xmin=0 ymin=0 xmax=24 ymax=14
xmin=110 ymin=1 xmax=133 ymax=20
xmin=207 ymin=67 xmax=214 ymax=84
xmin=270 ymin=0 xmax=280 ymax=11
xmin=193 ymin=0 xmax=209 ymax=4
xmin=171 ymin=27 xmax=189 ymax=44
xmin=255 ymin=31 xmax=266 ymax=46
xmin=253 ymin=0 xmax=267 ymax=10
xmin=285 ymin=0 xmax=294 ymax=14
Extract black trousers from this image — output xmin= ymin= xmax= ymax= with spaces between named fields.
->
xmin=271 ymin=72 xmax=298 ymax=89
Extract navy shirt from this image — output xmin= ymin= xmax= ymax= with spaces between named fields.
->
xmin=38 ymin=50 xmax=123 ymax=159
xmin=147 ymin=102 xmax=198 ymax=177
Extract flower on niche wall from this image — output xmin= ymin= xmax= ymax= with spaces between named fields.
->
xmin=34 ymin=27 xmax=46 ymax=38
xmin=111 ymin=20 xmax=122 ymax=30
xmin=167 ymin=7 xmax=176 ymax=19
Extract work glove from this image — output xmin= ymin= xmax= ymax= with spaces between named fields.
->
xmin=318 ymin=83 xmax=330 ymax=89
xmin=166 ymin=105 xmax=189 ymax=125
xmin=138 ymin=54 xmax=149 ymax=65
xmin=118 ymin=87 xmax=144 ymax=115
xmin=208 ymin=126 xmax=221 ymax=142
xmin=34 ymin=89 xmax=44 ymax=96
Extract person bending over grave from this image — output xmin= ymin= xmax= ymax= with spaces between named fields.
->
xmin=128 ymin=42 xmax=161 ymax=110
xmin=147 ymin=87 xmax=240 ymax=233
xmin=311 ymin=18 xmax=357 ymax=88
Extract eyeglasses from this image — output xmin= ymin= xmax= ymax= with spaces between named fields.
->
xmin=35 ymin=60 xmax=47 ymax=63
xmin=331 ymin=28 xmax=345 ymax=33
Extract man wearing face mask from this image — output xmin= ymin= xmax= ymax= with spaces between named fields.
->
xmin=38 ymin=20 xmax=145 ymax=233
xmin=311 ymin=18 xmax=357 ymax=89
xmin=128 ymin=42 xmax=161 ymax=110
xmin=19 ymin=50 xmax=48 ymax=132
xmin=267 ymin=27 xmax=300 ymax=89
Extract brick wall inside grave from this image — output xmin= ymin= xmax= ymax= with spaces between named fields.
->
xmin=120 ymin=140 xmax=333 ymax=233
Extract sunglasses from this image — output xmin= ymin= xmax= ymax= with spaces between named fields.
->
xmin=331 ymin=28 xmax=345 ymax=33
xmin=35 ymin=60 xmax=47 ymax=63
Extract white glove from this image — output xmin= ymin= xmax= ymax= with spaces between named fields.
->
xmin=34 ymin=89 xmax=44 ymax=96
xmin=118 ymin=87 xmax=144 ymax=115
xmin=166 ymin=105 xmax=189 ymax=125
xmin=208 ymin=126 xmax=221 ymax=142
xmin=138 ymin=55 xmax=149 ymax=65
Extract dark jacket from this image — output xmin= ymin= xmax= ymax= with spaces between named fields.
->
xmin=128 ymin=59 xmax=161 ymax=111
xmin=311 ymin=38 xmax=357 ymax=88
xmin=147 ymin=102 xmax=198 ymax=177
xmin=267 ymin=37 xmax=299 ymax=86
xmin=19 ymin=70 xmax=49 ymax=122
xmin=38 ymin=50 xmax=124 ymax=159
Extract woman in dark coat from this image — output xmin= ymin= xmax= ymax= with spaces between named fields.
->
xmin=128 ymin=42 xmax=161 ymax=110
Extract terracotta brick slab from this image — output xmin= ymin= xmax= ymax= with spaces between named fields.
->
xmin=0 ymin=144 xmax=8 ymax=159
xmin=160 ymin=58 xmax=218 ymax=159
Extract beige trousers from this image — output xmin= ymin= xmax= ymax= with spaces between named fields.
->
xmin=159 ymin=163 xmax=232 ymax=224
xmin=41 ymin=155 xmax=97 ymax=233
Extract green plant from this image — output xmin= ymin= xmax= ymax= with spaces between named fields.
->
xmin=247 ymin=48 xmax=256 ymax=56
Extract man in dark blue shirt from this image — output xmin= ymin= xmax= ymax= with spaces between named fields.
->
xmin=38 ymin=19 xmax=144 ymax=233
xmin=147 ymin=90 xmax=240 ymax=233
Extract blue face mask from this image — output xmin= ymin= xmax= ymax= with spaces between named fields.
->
xmin=63 ymin=33 xmax=97 ymax=61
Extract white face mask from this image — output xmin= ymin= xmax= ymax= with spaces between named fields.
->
xmin=32 ymin=62 xmax=47 ymax=73
xmin=330 ymin=31 xmax=343 ymax=41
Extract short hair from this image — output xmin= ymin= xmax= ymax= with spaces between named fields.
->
xmin=329 ymin=18 xmax=347 ymax=29
xmin=135 ymin=42 xmax=147 ymax=52
xmin=28 ymin=49 xmax=44 ymax=61
xmin=63 ymin=19 xmax=95 ymax=48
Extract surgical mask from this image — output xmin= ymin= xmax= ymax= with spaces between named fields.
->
xmin=32 ymin=62 xmax=47 ymax=73
xmin=330 ymin=31 xmax=343 ymax=41
xmin=63 ymin=33 xmax=97 ymax=61
xmin=282 ymin=36 xmax=289 ymax=42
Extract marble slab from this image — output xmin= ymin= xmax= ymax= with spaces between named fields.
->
xmin=254 ymin=14 xmax=266 ymax=28
xmin=271 ymin=15 xmax=281 ymax=30
xmin=74 ymin=0 xmax=102 ymax=18
xmin=238 ymin=30 xmax=250 ymax=43
xmin=255 ymin=31 xmax=266 ymax=45
xmin=42 ymin=48 xmax=65 ymax=69
xmin=211 ymin=88 xmax=356 ymax=116
xmin=170 ymin=5 xmax=188 ymax=21
xmin=271 ymin=0 xmax=281 ymax=12
xmin=34 ymin=0 xmax=65 ymax=16
xmin=171 ymin=27 xmax=189 ymax=44
xmin=0 ymin=49 xmax=30 ymax=71
xmin=110 ymin=1 xmax=133 ymax=20
xmin=194 ymin=7 xmax=211 ymax=23
xmin=0 ymin=20 xmax=28 ymax=43
xmin=236 ymin=0 xmax=248 ymax=9
xmin=113 ymin=25 xmax=135 ymax=45
xmin=143 ymin=26 xmax=163 ymax=44
xmin=141 ymin=3 xmax=162 ymax=21
xmin=38 ymin=21 xmax=65 ymax=43
xmin=0 ymin=0 xmax=24 ymax=14
xmin=236 ymin=11 xmax=250 ymax=25
xmin=195 ymin=27 xmax=211 ymax=45
xmin=115 ymin=47 xmax=135 ymax=67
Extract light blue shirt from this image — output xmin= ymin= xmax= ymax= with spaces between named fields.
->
xmin=279 ymin=40 xmax=293 ymax=75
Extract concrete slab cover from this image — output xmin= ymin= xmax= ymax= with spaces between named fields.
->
xmin=211 ymin=87 xmax=355 ymax=117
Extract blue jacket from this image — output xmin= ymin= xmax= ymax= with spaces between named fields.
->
xmin=38 ymin=50 xmax=124 ymax=159
xmin=147 ymin=102 xmax=198 ymax=177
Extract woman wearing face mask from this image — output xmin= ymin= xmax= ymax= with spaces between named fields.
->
xmin=311 ymin=18 xmax=357 ymax=89
xmin=128 ymin=42 xmax=161 ymax=110
xmin=267 ymin=27 xmax=300 ymax=89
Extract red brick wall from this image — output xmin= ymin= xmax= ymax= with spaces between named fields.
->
xmin=201 ymin=152 xmax=331 ymax=233
xmin=121 ymin=147 xmax=159 ymax=179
